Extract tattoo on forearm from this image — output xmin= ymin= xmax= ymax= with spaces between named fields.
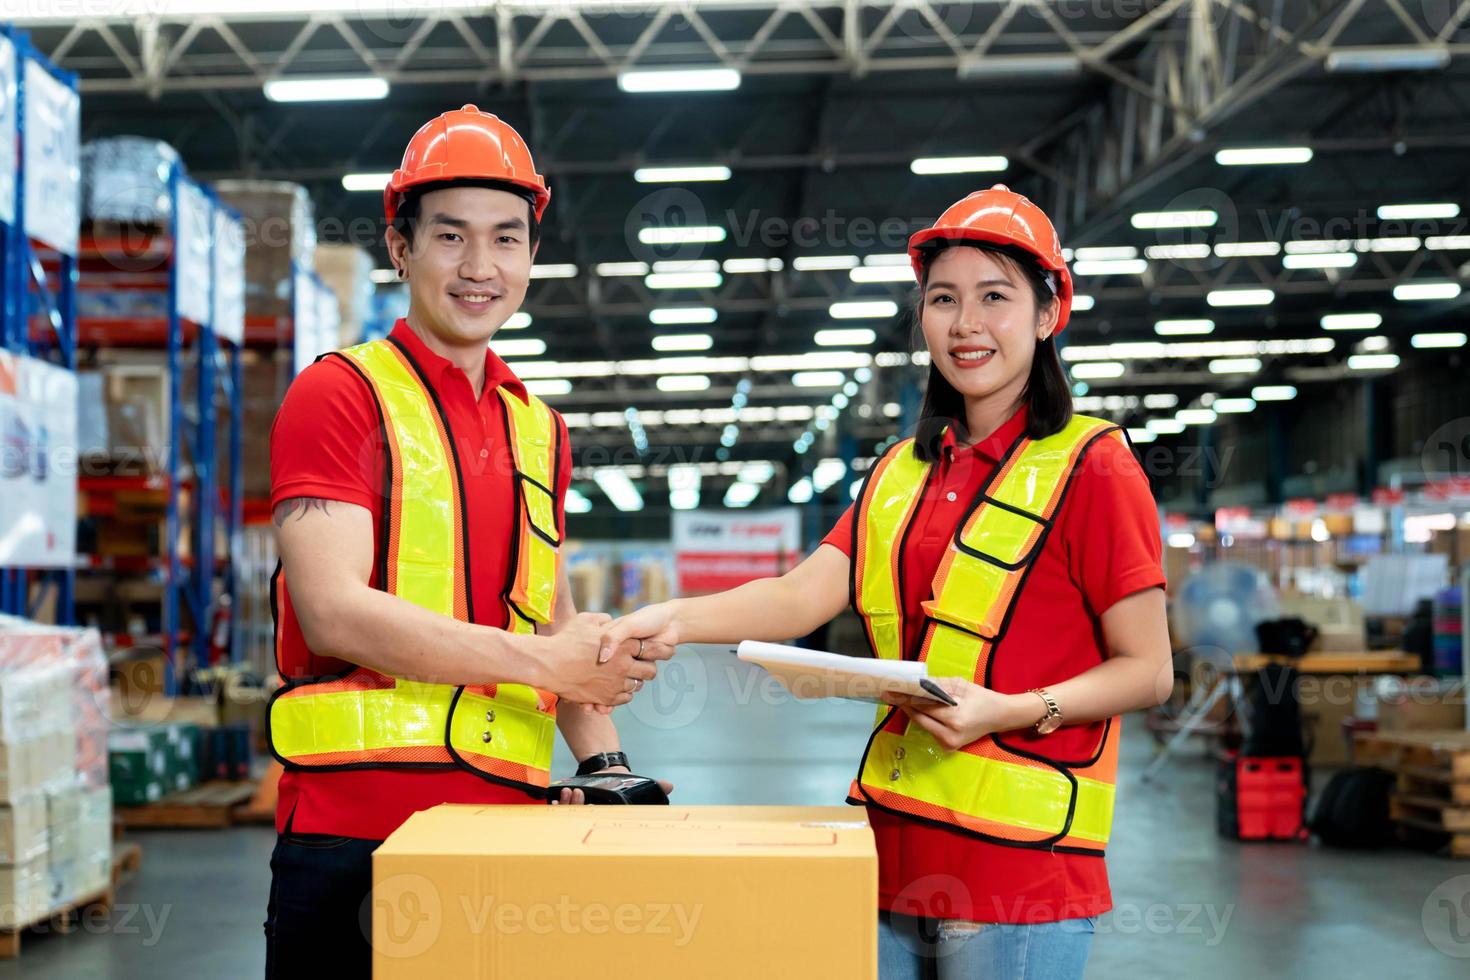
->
xmin=272 ymin=497 xmax=333 ymax=527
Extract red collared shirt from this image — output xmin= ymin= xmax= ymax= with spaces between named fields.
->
xmin=270 ymin=319 xmax=570 ymax=840
xmin=822 ymin=407 xmax=1165 ymax=923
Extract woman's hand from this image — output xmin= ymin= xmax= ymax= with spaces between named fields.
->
xmin=599 ymin=601 xmax=682 ymax=663
xmin=883 ymin=678 xmax=1045 ymax=750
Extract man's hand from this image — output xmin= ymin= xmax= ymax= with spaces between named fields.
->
xmin=599 ymin=601 xmax=681 ymax=663
xmin=536 ymin=611 xmax=657 ymax=707
xmin=552 ymin=767 xmax=675 ymax=805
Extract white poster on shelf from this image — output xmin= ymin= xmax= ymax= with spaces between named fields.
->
xmin=212 ymin=208 xmax=246 ymax=346
xmin=292 ymin=265 xmax=316 ymax=375
xmin=672 ymin=508 xmax=801 ymax=594
xmin=0 ymin=36 xmax=17 ymax=228
xmin=21 ymin=59 xmax=79 ymax=256
xmin=0 ymin=351 xmax=78 ymax=568
xmin=174 ymin=180 xmax=213 ymax=327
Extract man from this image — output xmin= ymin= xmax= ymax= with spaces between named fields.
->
xmin=263 ymin=105 xmax=669 ymax=978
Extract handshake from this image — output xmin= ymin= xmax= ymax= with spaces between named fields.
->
xmin=537 ymin=602 xmax=680 ymax=709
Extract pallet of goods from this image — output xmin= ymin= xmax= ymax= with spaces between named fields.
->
xmin=1354 ymin=728 xmax=1470 ymax=857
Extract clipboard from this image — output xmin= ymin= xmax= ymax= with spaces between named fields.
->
xmin=736 ymin=641 xmax=959 ymax=706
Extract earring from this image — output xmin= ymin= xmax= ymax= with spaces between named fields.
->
xmin=396 ymin=268 xmax=405 ymax=279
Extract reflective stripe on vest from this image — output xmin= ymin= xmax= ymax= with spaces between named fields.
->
xmin=850 ymin=415 xmax=1125 ymax=853
xmin=268 ymin=338 xmax=561 ymax=792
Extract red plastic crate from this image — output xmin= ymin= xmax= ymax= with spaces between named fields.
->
xmin=1235 ymin=756 xmax=1305 ymax=840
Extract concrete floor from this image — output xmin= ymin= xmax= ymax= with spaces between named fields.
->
xmin=4 ymin=645 xmax=1466 ymax=977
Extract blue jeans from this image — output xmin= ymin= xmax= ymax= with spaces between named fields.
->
xmin=878 ymin=910 xmax=1095 ymax=980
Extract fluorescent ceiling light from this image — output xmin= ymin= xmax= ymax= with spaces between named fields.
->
xmin=651 ymin=260 xmax=719 ymax=273
xmin=1209 ymin=357 xmax=1261 ymax=374
xmin=1393 ymin=282 xmax=1461 ymax=301
xmin=788 ymin=478 xmax=814 ymax=504
xmin=657 ymin=375 xmax=711 ymax=392
xmin=650 ymin=334 xmax=714 ymax=352
xmin=645 ymin=271 xmax=723 ymax=290
xmin=649 ymin=307 xmax=717 ymax=325
xmin=812 ymin=459 xmax=848 ymax=491
xmin=1321 ymin=313 xmax=1381 ymax=331
xmin=342 ymin=172 xmax=391 ymax=191
xmin=1131 ymin=210 xmax=1217 ymax=230
xmin=1426 ymin=236 xmax=1470 ymax=250
xmin=1147 ymin=419 xmax=1186 ymax=435
xmin=850 ymin=266 xmax=915 ymax=283
xmin=618 ymin=68 xmax=741 ymax=93
xmin=1378 ymin=203 xmax=1460 ymax=221
xmin=723 ymin=482 xmax=760 ymax=508
xmin=910 ymin=155 xmax=1008 ymax=175
xmin=1411 ymin=332 xmax=1468 ymax=348
xmin=1215 ymin=146 xmax=1313 ymax=166
xmin=815 ymin=328 xmax=876 ymax=347
xmin=1215 ymin=241 xmax=1282 ymax=257
xmin=1073 ymin=246 xmax=1138 ymax=261
xmin=669 ymin=488 xmax=700 ymax=510
xmin=490 ymin=338 xmax=546 ymax=358
xmin=1072 ymin=259 xmax=1148 ymax=276
xmin=595 ymin=261 xmax=649 ymax=277
xmin=1359 ymin=335 xmax=1391 ymax=352
xmin=1167 ymin=532 xmax=1197 ymax=549
xmin=1070 ymin=362 xmax=1126 ymax=379
xmin=737 ymin=462 xmax=775 ymax=484
xmin=958 ymin=54 xmax=1080 ymax=78
xmin=503 ymin=311 xmax=532 ymax=330
xmin=793 ymin=371 xmax=845 ymax=388
xmin=1071 ymin=295 xmax=1096 ymax=312
xmin=668 ymin=464 xmax=701 ymax=510
xmin=1144 ymin=244 xmax=1211 ymax=260
xmin=1128 ymin=429 xmax=1157 ymax=443
xmin=1357 ymin=237 xmax=1421 ymax=252
xmin=1347 ymin=353 xmax=1400 ymax=371
xmin=1143 ymin=393 xmax=1179 ymax=409
xmin=592 ymin=470 xmax=644 ymax=512
xmin=529 ymin=264 xmax=577 ymax=279
xmin=1177 ymin=408 xmax=1217 ymax=425
xmin=637 ymin=226 xmax=725 ymax=246
xmin=369 ymin=268 xmax=397 ymax=284
xmin=1213 ymin=398 xmax=1256 ymax=413
xmin=1207 ymin=288 xmax=1274 ymax=307
xmin=564 ymin=488 xmax=593 ymax=514
xmin=793 ymin=255 xmax=859 ymax=271
xmin=264 ymin=76 xmax=388 ymax=102
xmin=525 ymin=379 xmax=572 ymax=396
xmin=1284 ymin=253 xmax=1358 ymax=270
xmin=1155 ymin=319 xmax=1214 ymax=336
xmin=829 ymin=300 xmax=897 ymax=319
xmin=1325 ymin=46 xmax=1450 ymax=73
xmin=722 ymin=258 xmax=782 ymax=273
xmin=634 ymin=165 xmax=731 ymax=183
xmin=1251 ymin=385 xmax=1297 ymax=401
xmin=864 ymin=253 xmax=910 ymax=266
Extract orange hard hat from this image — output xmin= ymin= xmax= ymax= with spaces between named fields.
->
xmin=384 ymin=105 xmax=550 ymax=223
xmin=907 ymin=184 xmax=1074 ymax=334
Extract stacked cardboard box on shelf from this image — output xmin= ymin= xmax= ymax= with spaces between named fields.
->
xmin=0 ymin=619 xmax=113 ymax=922
xmin=314 ymin=243 xmax=374 ymax=348
xmin=213 ymin=180 xmax=316 ymax=323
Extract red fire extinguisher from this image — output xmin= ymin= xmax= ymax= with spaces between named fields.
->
xmin=208 ymin=594 xmax=233 ymax=665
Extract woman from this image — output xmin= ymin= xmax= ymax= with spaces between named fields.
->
xmin=604 ymin=185 xmax=1172 ymax=979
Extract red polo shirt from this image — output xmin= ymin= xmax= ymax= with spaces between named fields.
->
xmin=269 ymin=319 xmax=570 ymax=840
xmin=821 ymin=407 xmax=1165 ymax=924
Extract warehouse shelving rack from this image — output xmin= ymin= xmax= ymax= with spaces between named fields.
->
xmin=0 ymin=28 xmax=78 ymax=625
xmin=71 ymin=159 xmax=246 ymax=695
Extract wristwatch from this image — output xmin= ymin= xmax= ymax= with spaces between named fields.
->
xmin=1028 ymin=689 xmax=1063 ymax=735
xmin=576 ymin=751 xmax=630 ymax=776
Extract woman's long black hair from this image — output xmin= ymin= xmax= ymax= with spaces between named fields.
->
xmin=910 ymin=240 xmax=1072 ymax=463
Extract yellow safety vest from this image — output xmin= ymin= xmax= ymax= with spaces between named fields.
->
xmin=848 ymin=414 xmax=1125 ymax=854
xmin=267 ymin=337 xmax=563 ymax=794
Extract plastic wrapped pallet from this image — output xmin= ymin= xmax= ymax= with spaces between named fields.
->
xmin=0 ymin=617 xmax=112 ymax=791
xmin=81 ymin=136 xmax=180 ymax=225
xmin=314 ymin=243 xmax=374 ymax=347
xmin=214 ymin=180 xmax=317 ymax=320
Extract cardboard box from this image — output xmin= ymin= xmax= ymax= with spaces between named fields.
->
xmin=373 ymin=805 xmax=877 ymax=979
xmin=315 ymin=243 xmax=374 ymax=347
xmin=1277 ymin=594 xmax=1367 ymax=653
xmin=1375 ymin=689 xmax=1467 ymax=732
xmin=0 ymin=741 xmax=39 ymax=801
xmin=1299 ymin=676 xmax=1374 ymax=766
xmin=0 ymin=859 xmax=50 ymax=928
xmin=0 ymin=796 xmax=49 ymax=865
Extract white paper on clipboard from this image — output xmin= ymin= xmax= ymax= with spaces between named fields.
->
xmin=736 ymin=641 xmax=957 ymax=705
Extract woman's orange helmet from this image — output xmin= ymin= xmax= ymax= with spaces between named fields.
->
xmin=908 ymin=184 xmax=1074 ymax=334
xmin=384 ymin=105 xmax=550 ymax=223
